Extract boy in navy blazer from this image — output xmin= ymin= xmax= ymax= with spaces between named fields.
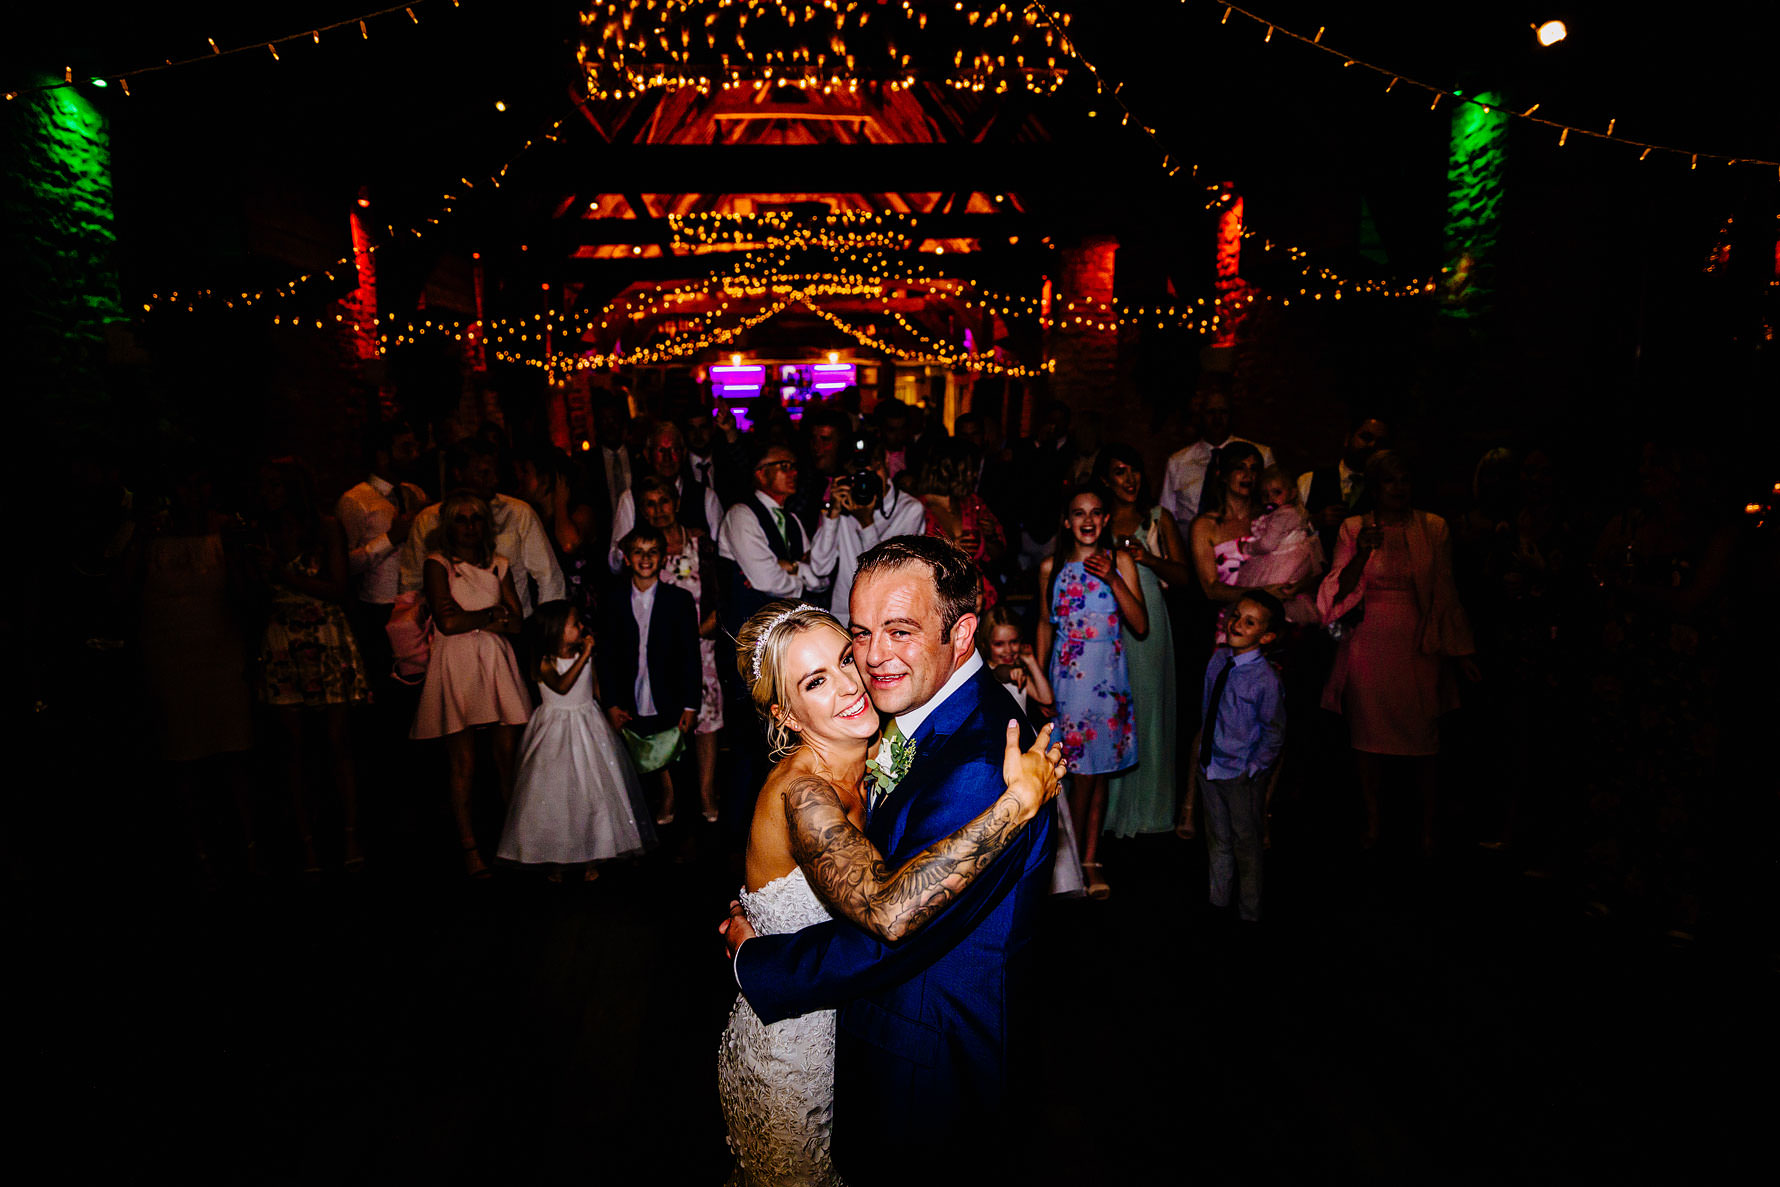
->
xmin=597 ymin=524 xmax=701 ymax=754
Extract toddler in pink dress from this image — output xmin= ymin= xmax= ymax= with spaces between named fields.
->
xmin=1233 ymin=469 xmax=1325 ymax=623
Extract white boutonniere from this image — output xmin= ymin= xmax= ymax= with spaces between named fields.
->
xmin=866 ymin=730 xmax=917 ymax=811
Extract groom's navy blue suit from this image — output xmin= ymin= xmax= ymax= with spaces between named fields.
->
xmin=735 ymin=665 xmax=1053 ymax=1185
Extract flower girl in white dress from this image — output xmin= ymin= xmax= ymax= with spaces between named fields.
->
xmin=716 ymin=602 xmax=1066 ymax=1187
xmin=496 ymin=600 xmax=653 ymax=879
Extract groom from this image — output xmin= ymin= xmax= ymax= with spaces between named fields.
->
xmin=724 ymin=535 xmax=1054 ymax=1185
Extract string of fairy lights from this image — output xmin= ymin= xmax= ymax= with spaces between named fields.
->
xmin=476 ymin=285 xmax=1057 ymax=380
xmin=85 ymin=0 xmax=1760 ymax=381
xmin=139 ymin=102 xmax=578 ymax=313
xmin=576 ymin=0 xmax=1077 ymax=100
xmin=8 ymin=0 xmax=1765 ymax=183
xmin=352 ymin=231 xmax=1437 ymax=368
xmin=1017 ymin=2 xmax=1780 ymax=178
xmin=3 ymin=0 xmax=464 ymax=101
xmin=664 ymin=208 xmax=958 ymax=250
xmin=496 ymin=299 xmax=792 ymax=378
xmin=1205 ymin=2 xmax=1780 ymax=174
xmin=238 ymin=196 xmax=1444 ymax=380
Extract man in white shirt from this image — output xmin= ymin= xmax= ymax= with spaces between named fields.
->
xmin=718 ymin=443 xmax=819 ymax=625
xmin=607 ymin=420 xmax=725 ymax=571
xmin=336 ymin=423 xmax=429 ymax=684
xmin=399 ymin=439 xmax=564 ymax=617
xmin=807 ymin=445 xmax=925 ymax=625
xmin=1159 ymin=390 xmax=1276 ymax=525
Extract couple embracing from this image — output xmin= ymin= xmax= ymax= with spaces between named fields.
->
xmin=717 ymin=535 xmax=1065 ymax=1187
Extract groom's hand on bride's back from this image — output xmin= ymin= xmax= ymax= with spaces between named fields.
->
xmin=720 ymin=899 xmax=756 ymax=959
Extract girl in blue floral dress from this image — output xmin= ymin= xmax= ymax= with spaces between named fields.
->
xmin=1037 ymin=483 xmax=1148 ymax=898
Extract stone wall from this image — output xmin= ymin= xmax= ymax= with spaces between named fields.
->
xmin=2 ymin=83 xmax=125 ymax=423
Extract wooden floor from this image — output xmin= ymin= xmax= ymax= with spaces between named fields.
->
xmin=10 ymin=671 xmax=1773 ymax=1186
xmin=11 ymin=783 xmax=1770 ymax=1186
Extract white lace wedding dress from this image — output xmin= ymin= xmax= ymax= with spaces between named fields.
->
xmin=718 ymin=866 xmax=845 ymax=1187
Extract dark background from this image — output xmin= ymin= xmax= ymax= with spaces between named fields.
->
xmin=5 ymin=0 xmax=1776 ymax=475
xmin=3 ymin=6 xmax=1776 ymax=1182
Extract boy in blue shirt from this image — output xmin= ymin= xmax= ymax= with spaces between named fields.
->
xmin=1196 ymin=591 xmax=1286 ymax=923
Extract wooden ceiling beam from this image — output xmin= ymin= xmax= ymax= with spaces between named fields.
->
xmin=543 ymin=143 xmax=1097 ymax=194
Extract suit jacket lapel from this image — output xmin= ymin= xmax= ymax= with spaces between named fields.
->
xmin=868 ymin=670 xmax=989 ymax=857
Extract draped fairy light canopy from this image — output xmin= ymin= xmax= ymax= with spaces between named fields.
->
xmin=576 ymin=0 xmax=1080 ymax=99
xmin=553 ymin=3 xmax=1079 ymax=379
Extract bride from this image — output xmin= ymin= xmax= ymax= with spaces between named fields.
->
xmin=717 ymin=601 xmax=1063 ymax=1187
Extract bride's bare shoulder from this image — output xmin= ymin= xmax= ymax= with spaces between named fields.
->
xmin=757 ymin=759 xmax=843 ymax=812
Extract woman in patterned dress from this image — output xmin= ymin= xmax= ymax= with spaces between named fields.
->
xmin=636 ymin=474 xmax=725 ymax=823
xmin=1037 ymin=483 xmax=1148 ymax=899
xmin=253 ymin=459 xmax=372 ymax=873
xmin=1097 ymin=444 xmax=1193 ymax=839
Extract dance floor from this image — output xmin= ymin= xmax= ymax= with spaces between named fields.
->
xmin=12 ymin=786 xmax=1768 ymax=1186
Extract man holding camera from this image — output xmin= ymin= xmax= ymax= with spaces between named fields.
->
xmin=808 ymin=440 xmax=925 ymax=626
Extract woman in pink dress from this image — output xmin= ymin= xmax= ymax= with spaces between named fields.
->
xmin=1317 ymin=451 xmax=1479 ymax=854
xmin=411 ymin=490 xmax=532 ymax=878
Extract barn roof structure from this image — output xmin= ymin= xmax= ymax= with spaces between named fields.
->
xmin=535 ymin=2 xmax=1097 ymax=417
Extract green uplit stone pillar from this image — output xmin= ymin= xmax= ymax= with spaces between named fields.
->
xmin=2 ymin=82 xmax=126 ymax=407
xmin=1441 ymin=91 xmax=1508 ymax=319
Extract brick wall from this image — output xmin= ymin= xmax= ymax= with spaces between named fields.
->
xmin=1047 ymin=234 xmax=1122 ymax=452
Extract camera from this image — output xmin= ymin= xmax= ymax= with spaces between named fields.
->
xmin=841 ymin=467 xmax=882 ymax=507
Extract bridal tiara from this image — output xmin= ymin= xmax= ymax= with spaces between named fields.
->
xmin=750 ymin=604 xmax=806 ymax=684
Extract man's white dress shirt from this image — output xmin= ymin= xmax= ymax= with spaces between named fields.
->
xmin=807 ymin=487 xmax=926 ymax=625
xmin=606 ymin=477 xmax=725 ymax=571
xmin=630 ymin=581 xmax=658 ymax=717
xmin=893 ymin=650 xmax=985 ymax=741
xmin=337 ymin=474 xmax=427 ymax=605
xmin=398 ymin=492 xmax=565 ymax=616
xmin=718 ymin=491 xmax=818 ymax=598
xmin=1159 ymin=435 xmax=1277 ymax=525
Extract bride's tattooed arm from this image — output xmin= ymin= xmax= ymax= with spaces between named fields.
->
xmin=784 ymin=722 xmax=1063 ymax=943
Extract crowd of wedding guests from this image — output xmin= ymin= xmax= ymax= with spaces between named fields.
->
xmin=40 ymin=382 xmax=1760 ymax=946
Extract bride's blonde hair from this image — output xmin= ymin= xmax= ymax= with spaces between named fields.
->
xmin=735 ymin=600 xmax=851 ymax=759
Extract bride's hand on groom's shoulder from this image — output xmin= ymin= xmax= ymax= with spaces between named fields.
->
xmin=1001 ymin=721 xmax=1067 ymax=820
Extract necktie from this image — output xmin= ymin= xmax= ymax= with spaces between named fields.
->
xmin=771 ymin=506 xmax=788 ymax=547
xmin=869 ymin=719 xmax=906 ymax=812
xmin=1344 ymin=474 xmax=1363 ymax=509
xmin=1200 ymin=656 xmax=1235 ymax=769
